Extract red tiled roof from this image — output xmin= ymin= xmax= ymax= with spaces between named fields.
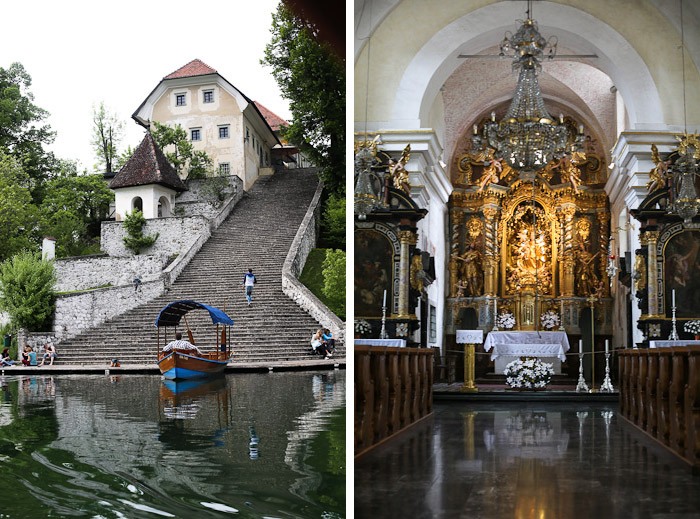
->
xmin=109 ymin=134 xmax=187 ymax=192
xmin=164 ymin=59 xmax=217 ymax=80
xmin=254 ymin=101 xmax=289 ymax=132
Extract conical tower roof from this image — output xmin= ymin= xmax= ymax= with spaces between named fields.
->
xmin=109 ymin=133 xmax=187 ymax=192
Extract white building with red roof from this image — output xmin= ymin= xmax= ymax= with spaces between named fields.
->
xmin=133 ymin=59 xmax=285 ymax=190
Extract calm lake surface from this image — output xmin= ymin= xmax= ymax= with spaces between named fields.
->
xmin=0 ymin=370 xmax=345 ymax=518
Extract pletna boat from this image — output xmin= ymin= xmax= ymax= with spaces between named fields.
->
xmin=155 ymin=300 xmax=234 ymax=380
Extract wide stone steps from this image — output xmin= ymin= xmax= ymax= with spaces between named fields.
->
xmin=55 ymin=169 xmax=344 ymax=366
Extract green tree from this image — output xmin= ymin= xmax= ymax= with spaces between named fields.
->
xmin=262 ymin=3 xmax=345 ymax=195
xmin=91 ymin=102 xmax=123 ymax=175
xmin=319 ymin=193 xmax=345 ymax=249
xmin=322 ymin=249 xmax=345 ymax=319
xmin=115 ymin=145 xmax=134 ymax=171
xmin=0 ymin=62 xmax=57 ymax=201
xmin=151 ymin=121 xmax=213 ymax=179
xmin=0 ymin=251 xmax=56 ymax=331
xmin=0 ymin=150 xmax=40 ymax=261
xmin=38 ymin=165 xmax=113 ymax=257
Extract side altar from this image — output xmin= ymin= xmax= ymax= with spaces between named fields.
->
xmin=483 ymin=331 xmax=570 ymax=374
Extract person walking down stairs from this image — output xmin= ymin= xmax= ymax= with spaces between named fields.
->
xmin=243 ymin=268 xmax=257 ymax=306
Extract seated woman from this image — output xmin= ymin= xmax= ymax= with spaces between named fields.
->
xmin=21 ymin=346 xmax=37 ymax=366
xmin=310 ymin=329 xmax=333 ymax=359
xmin=1 ymin=348 xmax=15 ymax=366
xmin=39 ymin=343 xmax=57 ymax=366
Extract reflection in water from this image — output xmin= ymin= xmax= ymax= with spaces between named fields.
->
xmin=0 ymin=371 xmax=345 ymax=518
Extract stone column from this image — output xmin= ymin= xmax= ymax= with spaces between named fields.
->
xmin=398 ymin=228 xmax=417 ymax=318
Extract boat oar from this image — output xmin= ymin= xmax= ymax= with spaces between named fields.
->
xmin=183 ymin=315 xmax=196 ymax=344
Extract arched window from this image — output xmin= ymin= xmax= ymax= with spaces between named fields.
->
xmin=158 ymin=196 xmax=171 ymax=218
xmin=132 ymin=197 xmax=143 ymax=213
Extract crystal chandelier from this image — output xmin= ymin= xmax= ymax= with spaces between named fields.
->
xmin=472 ymin=10 xmax=573 ymax=176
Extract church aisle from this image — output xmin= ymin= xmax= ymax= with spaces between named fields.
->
xmin=355 ymin=402 xmax=700 ymax=518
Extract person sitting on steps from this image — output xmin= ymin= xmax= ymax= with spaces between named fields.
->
xmin=310 ymin=329 xmax=333 ymax=359
xmin=1 ymin=348 xmax=16 ymax=366
xmin=322 ymin=328 xmax=335 ymax=353
xmin=38 ymin=343 xmax=57 ymax=366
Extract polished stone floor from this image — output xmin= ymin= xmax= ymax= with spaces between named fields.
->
xmin=355 ymin=402 xmax=700 ymax=518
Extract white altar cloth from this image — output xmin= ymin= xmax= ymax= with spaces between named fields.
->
xmin=354 ymin=338 xmax=406 ymax=347
xmin=649 ymin=340 xmax=700 ymax=348
xmin=483 ymin=331 xmax=570 ymax=361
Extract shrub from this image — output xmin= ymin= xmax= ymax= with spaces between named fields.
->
xmin=123 ymin=210 xmax=158 ymax=255
xmin=0 ymin=251 xmax=56 ymax=331
xmin=321 ymin=249 xmax=345 ymax=319
xmin=319 ymin=194 xmax=345 ymax=250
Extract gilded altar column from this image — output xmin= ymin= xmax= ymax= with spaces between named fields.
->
xmin=449 ymin=209 xmax=463 ymax=297
xmin=482 ymin=204 xmax=500 ymax=296
xmin=559 ymin=204 xmax=577 ymax=296
xmin=645 ymin=231 xmax=660 ymax=316
xmin=398 ymin=228 xmax=417 ymax=318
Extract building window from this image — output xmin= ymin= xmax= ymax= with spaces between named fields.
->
xmin=429 ymin=304 xmax=437 ymax=343
xmin=175 ymin=93 xmax=186 ymax=106
xmin=203 ymin=90 xmax=214 ymax=103
xmin=245 ymin=127 xmax=250 ymax=144
xmin=190 ymin=128 xmax=201 ymax=141
xmin=219 ymin=126 xmax=230 ymax=139
xmin=219 ymin=163 xmax=230 ymax=175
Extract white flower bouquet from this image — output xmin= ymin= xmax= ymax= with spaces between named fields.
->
xmin=504 ymin=357 xmax=555 ymax=389
xmin=354 ymin=320 xmax=372 ymax=336
xmin=540 ymin=310 xmax=561 ymax=330
xmin=684 ymin=320 xmax=700 ymax=335
xmin=496 ymin=311 xmax=516 ymax=330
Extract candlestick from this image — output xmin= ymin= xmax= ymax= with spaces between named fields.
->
xmin=600 ymin=352 xmax=615 ymax=393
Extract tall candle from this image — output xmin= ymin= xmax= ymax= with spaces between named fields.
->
xmin=579 ymin=339 xmax=583 ymax=352
xmin=605 ymin=339 xmax=609 ymax=355
xmin=383 ymin=289 xmax=387 ymax=307
xmin=672 ymin=289 xmax=676 ymax=308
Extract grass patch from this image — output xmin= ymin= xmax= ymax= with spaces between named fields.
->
xmin=299 ymin=248 xmax=345 ymax=320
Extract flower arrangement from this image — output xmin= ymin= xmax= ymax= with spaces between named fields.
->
xmin=354 ymin=320 xmax=372 ymax=336
xmin=496 ymin=311 xmax=516 ymax=330
xmin=684 ymin=320 xmax=700 ymax=336
xmin=504 ymin=357 xmax=555 ymax=389
xmin=540 ymin=310 xmax=561 ymax=330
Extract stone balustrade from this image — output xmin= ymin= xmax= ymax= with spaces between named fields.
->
xmin=355 ymin=345 xmax=435 ymax=457
xmin=618 ymin=346 xmax=700 ymax=468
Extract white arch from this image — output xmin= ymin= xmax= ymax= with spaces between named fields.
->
xmin=390 ymin=2 xmax=663 ymax=130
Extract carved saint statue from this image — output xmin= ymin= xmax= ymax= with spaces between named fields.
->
xmin=647 ymin=143 xmax=670 ymax=193
xmin=575 ymin=242 xmax=600 ymax=296
xmin=555 ymin=151 xmax=585 ymax=193
xmin=453 ymin=243 xmax=483 ymax=296
xmin=388 ymin=144 xmax=411 ymax=193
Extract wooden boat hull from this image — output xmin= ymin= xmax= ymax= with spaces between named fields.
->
xmin=158 ymin=351 xmax=229 ymax=380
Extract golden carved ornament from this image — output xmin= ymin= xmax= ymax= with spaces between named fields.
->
xmin=576 ymin=218 xmax=591 ymax=241
xmin=634 ymin=254 xmax=647 ymax=292
xmin=386 ymin=144 xmax=411 ymax=193
xmin=676 ymin=132 xmax=700 ymax=159
xmin=466 ymin=217 xmax=483 ymax=239
xmin=647 ymin=143 xmax=670 ymax=193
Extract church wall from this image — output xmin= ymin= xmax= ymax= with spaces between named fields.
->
xmin=151 ymin=83 xmax=248 ymax=185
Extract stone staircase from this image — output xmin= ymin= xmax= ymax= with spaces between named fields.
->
xmin=55 ymin=169 xmax=344 ymax=366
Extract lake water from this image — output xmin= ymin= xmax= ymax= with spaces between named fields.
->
xmin=0 ymin=370 xmax=346 ymax=518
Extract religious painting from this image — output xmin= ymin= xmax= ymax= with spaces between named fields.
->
xmin=355 ymin=229 xmax=393 ymax=317
xmin=664 ymin=230 xmax=700 ymax=318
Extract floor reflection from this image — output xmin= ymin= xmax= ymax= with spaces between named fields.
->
xmin=356 ymin=402 xmax=700 ymax=519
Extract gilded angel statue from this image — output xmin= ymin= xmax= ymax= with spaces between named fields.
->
xmin=388 ymin=144 xmax=411 ymax=193
xmin=646 ymin=143 xmax=670 ymax=193
xmin=556 ymin=151 xmax=585 ymax=193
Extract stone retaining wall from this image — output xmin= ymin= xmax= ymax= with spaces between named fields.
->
xmin=281 ymin=182 xmax=346 ymax=343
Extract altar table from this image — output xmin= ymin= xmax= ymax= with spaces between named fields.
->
xmin=354 ymin=338 xmax=406 ymax=347
xmin=484 ymin=331 xmax=570 ymax=374
xmin=648 ymin=340 xmax=700 ymax=348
